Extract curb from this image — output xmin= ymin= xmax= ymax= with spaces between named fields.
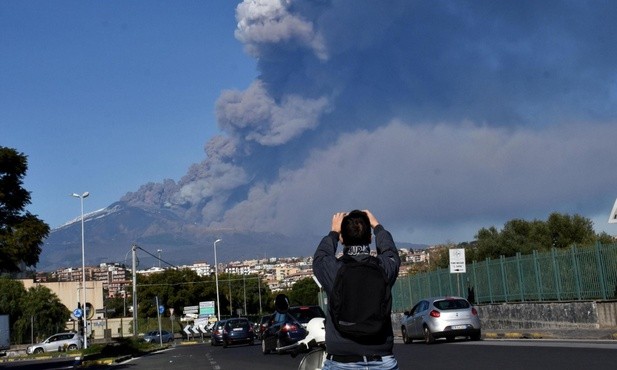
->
xmin=483 ymin=332 xmax=555 ymax=339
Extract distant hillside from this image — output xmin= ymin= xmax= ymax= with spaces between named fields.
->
xmin=38 ymin=201 xmax=428 ymax=271
xmin=39 ymin=202 xmax=313 ymax=271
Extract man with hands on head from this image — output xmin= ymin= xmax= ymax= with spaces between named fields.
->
xmin=313 ymin=209 xmax=401 ymax=370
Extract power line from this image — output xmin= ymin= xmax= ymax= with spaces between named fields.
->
xmin=134 ymin=245 xmax=178 ymax=269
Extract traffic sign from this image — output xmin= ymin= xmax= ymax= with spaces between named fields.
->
xmin=449 ymin=248 xmax=466 ymax=273
xmin=73 ymin=308 xmax=83 ymax=318
xmin=199 ymin=301 xmax=215 ymax=316
xmin=183 ymin=305 xmax=198 ymax=314
xmin=159 ymin=305 xmax=165 ymax=315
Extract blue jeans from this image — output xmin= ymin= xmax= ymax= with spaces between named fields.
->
xmin=321 ymin=355 xmax=399 ymax=370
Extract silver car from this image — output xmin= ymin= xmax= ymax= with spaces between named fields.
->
xmin=27 ymin=332 xmax=83 ymax=354
xmin=143 ymin=330 xmax=174 ymax=343
xmin=401 ymin=296 xmax=481 ymax=344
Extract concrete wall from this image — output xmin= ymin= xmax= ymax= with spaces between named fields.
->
xmin=64 ymin=317 xmax=133 ymax=340
xmin=19 ymin=279 xmax=105 ymax=318
xmin=474 ymin=300 xmax=617 ymax=330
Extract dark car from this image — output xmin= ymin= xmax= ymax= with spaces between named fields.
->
xmin=222 ymin=318 xmax=255 ymax=347
xmin=401 ymin=296 xmax=481 ymax=344
xmin=143 ymin=330 xmax=174 ymax=343
xmin=210 ymin=320 xmax=227 ymax=346
xmin=261 ymin=312 xmax=308 ymax=354
xmin=287 ymin=306 xmax=326 ymax=328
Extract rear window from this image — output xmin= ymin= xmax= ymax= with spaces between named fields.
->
xmin=433 ymin=299 xmax=470 ymax=310
xmin=288 ymin=306 xmax=326 ymax=323
xmin=226 ymin=319 xmax=250 ymax=329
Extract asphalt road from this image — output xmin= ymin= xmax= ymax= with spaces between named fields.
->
xmin=3 ymin=338 xmax=617 ymax=370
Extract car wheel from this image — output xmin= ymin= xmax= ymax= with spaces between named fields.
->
xmin=401 ymin=327 xmax=412 ymax=344
xmin=423 ymin=326 xmax=435 ymax=344
xmin=67 ymin=344 xmax=78 ymax=351
xmin=261 ymin=338 xmax=270 ymax=354
xmin=33 ymin=348 xmax=44 ymax=354
xmin=470 ymin=331 xmax=481 ymax=341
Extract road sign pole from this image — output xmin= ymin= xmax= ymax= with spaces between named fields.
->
xmin=156 ymin=296 xmax=163 ymax=346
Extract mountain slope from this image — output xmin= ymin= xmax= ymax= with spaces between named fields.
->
xmin=39 ymin=201 xmax=313 ymax=271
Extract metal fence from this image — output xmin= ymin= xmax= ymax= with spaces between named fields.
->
xmin=392 ymin=243 xmax=617 ymax=312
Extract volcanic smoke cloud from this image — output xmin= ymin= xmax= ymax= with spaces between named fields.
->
xmin=124 ymin=0 xmax=617 ymax=244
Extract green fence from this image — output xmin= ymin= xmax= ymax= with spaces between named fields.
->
xmin=392 ymin=243 xmax=617 ymax=312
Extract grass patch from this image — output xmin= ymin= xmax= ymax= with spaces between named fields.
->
xmin=82 ymin=338 xmax=164 ymax=361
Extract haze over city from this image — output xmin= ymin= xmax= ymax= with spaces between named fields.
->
xmin=3 ymin=0 xmax=617 ymax=250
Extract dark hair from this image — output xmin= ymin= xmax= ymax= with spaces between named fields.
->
xmin=340 ymin=210 xmax=371 ymax=246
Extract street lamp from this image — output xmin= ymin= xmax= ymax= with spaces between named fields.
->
xmin=72 ymin=191 xmax=89 ymax=349
xmin=213 ymin=239 xmax=222 ymax=321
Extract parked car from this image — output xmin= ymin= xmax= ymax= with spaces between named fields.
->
xmin=143 ymin=330 xmax=174 ymax=343
xmin=27 ymin=332 xmax=83 ymax=354
xmin=287 ymin=306 xmax=326 ymax=328
xmin=221 ymin=318 xmax=255 ymax=347
xmin=261 ymin=312 xmax=308 ymax=354
xmin=400 ymin=296 xmax=481 ymax=344
xmin=256 ymin=315 xmax=271 ymax=340
xmin=210 ymin=320 xmax=227 ymax=346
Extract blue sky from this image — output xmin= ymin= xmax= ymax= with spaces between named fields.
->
xmin=3 ymin=1 xmax=617 ymax=245
xmin=2 ymin=1 xmax=256 ymax=228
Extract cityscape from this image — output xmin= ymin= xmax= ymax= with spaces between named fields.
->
xmin=33 ymin=247 xmax=431 ymax=298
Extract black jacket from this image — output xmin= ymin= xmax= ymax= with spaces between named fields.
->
xmin=313 ymin=225 xmax=401 ymax=356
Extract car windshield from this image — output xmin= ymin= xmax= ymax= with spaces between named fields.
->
xmin=433 ymin=299 xmax=470 ymax=310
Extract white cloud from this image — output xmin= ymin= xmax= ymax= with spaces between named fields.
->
xmin=214 ymin=120 xmax=617 ymax=243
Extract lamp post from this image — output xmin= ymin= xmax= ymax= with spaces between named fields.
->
xmin=72 ymin=191 xmax=89 ymax=349
xmin=213 ymin=239 xmax=222 ymax=321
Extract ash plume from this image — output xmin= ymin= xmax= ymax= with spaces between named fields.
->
xmin=124 ymin=0 xmax=617 ymax=244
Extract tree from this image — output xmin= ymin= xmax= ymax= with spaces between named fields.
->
xmin=0 ymin=146 xmax=50 ymax=272
xmin=13 ymin=285 xmax=69 ymax=343
xmin=474 ymin=212 xmax=609 ymax=260
xmin=546 ymin=213 xmax=595 ymax=249
xmin=288 ymin=277 xmax=319 ymax=306
xmin=0 ymin=277 xmax=27 ymax=343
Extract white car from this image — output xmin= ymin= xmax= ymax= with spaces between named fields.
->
xmin=401 ymin=296 xmax=481 ymax=344
xmin=27 ymin=332 xmax=83 ymax=354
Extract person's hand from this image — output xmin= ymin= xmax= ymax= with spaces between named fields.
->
xmin=331 ymin=212 xmax=346 ymax=233
xmin=362 ymin=209 xmax=380 ymax=228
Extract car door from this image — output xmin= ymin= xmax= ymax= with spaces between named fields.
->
xmin=410 ymin=300 xmax=428 ymax=337
xmin=42 ymin=334 xmax=61 ymax=352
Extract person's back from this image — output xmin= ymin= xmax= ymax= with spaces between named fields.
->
xmin=313 ymin=210 xmax=401 ymax=370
